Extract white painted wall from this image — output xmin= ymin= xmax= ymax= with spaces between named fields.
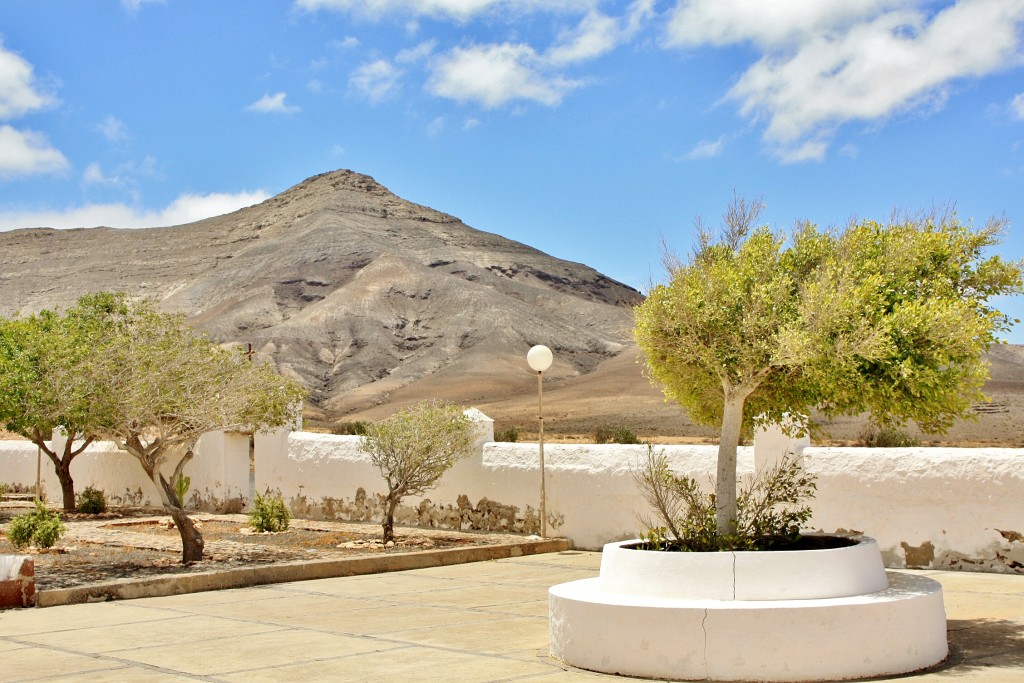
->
xmin=3 ymin=412 xmax=1023 ymax=573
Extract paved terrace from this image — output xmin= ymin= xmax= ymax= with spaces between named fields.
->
xmin=1 ymin=551 xmax=1022 ymax=682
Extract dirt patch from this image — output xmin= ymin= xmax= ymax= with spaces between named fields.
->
xmin=0 ymin=501 xmax=538 ymax=592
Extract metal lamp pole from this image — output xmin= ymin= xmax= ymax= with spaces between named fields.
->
xmin=527 ymin=345 xmax=553 ymax=538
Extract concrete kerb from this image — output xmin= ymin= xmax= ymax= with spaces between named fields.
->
xmin=35 ymin=537 xmax=572 ymax=608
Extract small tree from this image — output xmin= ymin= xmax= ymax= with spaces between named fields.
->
xmin=360 ymin=401 xmax=474 ymax=543
xmin=85 ymin=294 xmax=306 ymax=563
xmin=0 ymin=294 xmax=123 ymax=510
xmin=635 ymin=199 xmax=1022 ymax=537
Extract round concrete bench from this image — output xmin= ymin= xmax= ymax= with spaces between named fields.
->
xmin=549 ymin=538 xmax=947 ymax=681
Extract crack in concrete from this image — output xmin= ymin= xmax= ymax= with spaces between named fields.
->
xmin=701 ymin=607 xmax=710 ymax=679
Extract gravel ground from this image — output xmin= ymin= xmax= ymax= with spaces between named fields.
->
xmin=0 ymin=500 xmax=535 ymax=591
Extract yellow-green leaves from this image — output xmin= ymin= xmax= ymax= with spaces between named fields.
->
xmin=636 ymin=209 xmax=1023 ymax=436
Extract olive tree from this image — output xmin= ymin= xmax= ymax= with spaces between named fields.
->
xmin=635 ymin=199 xmax=1022 ymax=537
xmin=86 ymin=294 xmax=306 ymax=563
xmin=0 ymin=294 xmax=122 ymax=510
xmin=360 ymin=401 xmax=474 ymax=544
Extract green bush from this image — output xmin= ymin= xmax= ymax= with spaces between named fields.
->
xmin=0 ymin=482 xmax=8 ymax=499
xmin=75 ymin=486 xmax=107 ymax=514
xmin=249 ymin=493 xmax=290 ymax=533
xmin=6 ymin=499 xmax=66 ymax=549
xmin=494 ymin=425 xmax=520 ymax=442
xmin=857 ymin=427 xmax=921 ymax=448
xmin=594 ymin=425 xmax=643 ymax=445
xmin=331 ymin=421 xmax=370 ymax=436
xmin=633 ymin=446 xmax=816 ymax=551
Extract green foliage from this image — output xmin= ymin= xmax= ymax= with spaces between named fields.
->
xmin=594 ymin=425 xmax=643 ymax=444
xmin=75 ymin=486 xmax=107 ymax=514
xmin=633 ymin=446 xmax=817 ymax=551
xmin=249 ymin=493 xmax=291 ymax=533
xmin=173 ymin=474 xmax=191 ymax=508
xmin=361 ymin=400 xmax=474 ymax=543
xmin=331 ymin=421 xmax=370 ymax=436
xmin=6 ymin=499 xmax=66 ymax=549
xmin=857 ymin=427 xmax=921 ymax=448
xmin=0 ymin=483 xmax=8 ymax=499
xmin=635 ymin=200 xmax=1023 ymax=535
xmin=493 ymin=425 xmax=520 ymax=442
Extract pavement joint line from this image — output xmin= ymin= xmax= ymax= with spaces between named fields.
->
xmin=1 ymin=636 xmax=226 ymax=682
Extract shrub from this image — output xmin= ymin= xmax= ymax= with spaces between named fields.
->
xmin=0 ymin=482 xmax=8 ymax=499
xmin=331 ymin=421 xmax=370 ymax=436
xmin=494 ymin=425 xmax=520 ymax=442
xmin=249 ymin=493 xmax=290 ymax=533
xmin=75 ymin=486 xmax=107 ymax=514
xmin=594 ymin=425 xmax=643 ymax=445
xmin=361 ymin=400 xmax=474 ymax=544
xmin=633 ymin=446 xmax=816 ymax=551
xmin=857 ymin=427 xmax=921 ymax=448
xmin=6 ymin=499 xmax=67 ymax=549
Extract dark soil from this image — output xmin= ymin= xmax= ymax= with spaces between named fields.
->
xmin=624 ymin=534 xmax=860 ymax=553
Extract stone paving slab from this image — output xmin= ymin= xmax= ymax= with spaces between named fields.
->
xmin=0 ymin=552 xmax=1021 ymax=682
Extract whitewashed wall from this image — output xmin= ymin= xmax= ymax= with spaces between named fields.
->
xmin=2 ymin=412 xmax=1023 ymax=574
xmin=0 ymin=430 xmax=253 ymax=511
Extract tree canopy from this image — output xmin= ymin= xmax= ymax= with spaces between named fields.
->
xmin=2 ymin=291 xmax=306 ymax=562
xmin=360 ymin=400 xmax=474 ymax=543
xmin=83 ymin=293 xmax=306 ymax=562
xmin=0 ymin=295 xmax=121 ymax=509
xmin=635 ymin=202 xmax=1022 ymax=534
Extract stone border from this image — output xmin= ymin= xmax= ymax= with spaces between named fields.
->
xmin=36 ymin=537 xmax=572 ymax=608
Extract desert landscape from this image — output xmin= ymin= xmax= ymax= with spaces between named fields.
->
xmin=2 ymin=169 xmax=1022 ymax=446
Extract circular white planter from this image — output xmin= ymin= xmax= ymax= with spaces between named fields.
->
xmin=550 ymin=536 xmax=947 ymax=682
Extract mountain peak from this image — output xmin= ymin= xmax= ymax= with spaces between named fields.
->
xmin=0 ymin=169 xmax=641 ymax=419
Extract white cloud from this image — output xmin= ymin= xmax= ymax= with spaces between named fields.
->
xmin=0 ymin=43 xmax=54 ymax=119
xmin=350 ymin=60 xmax=402 ymax=103
xmin=665 ymin=0 xmax=1024 ymax=161
xmin=665 ymin=0 xmax=900 ymax=49
xmin=463 ymin=117 xmax=481 ymax=130
xmin=295 ymin=0 xmax=585 ymax=23
xmin=334 ymin=36 xmax=361 ymax=49
xmin=0 ymin=190 xmax=270 ymax=231
xmin=1011 ymin=93 xmax=1024 ymax=121
xmin=685 ymin=136 xmax=725 ymax=159
xmin=82 ymin=162 xmax=123 ymax=187
xmin=0 ymin=125 xmax=69 ymax=179
xmin=428 ymin=43 xmax=581 ymax=108
xmin=121 ymin=0 xmax=165 ymax=12
xmin=396 ymin=40 xmax=437 ymax=64
xmin=547 ymin=2 xmax=653 ymax=65
xmin=246 ymin=92 xmax=301 ymax=113
xmin=97 ymin=115 xmax=129 ymax=143
xmin=426 ymin=116 xmax=446 ymax=136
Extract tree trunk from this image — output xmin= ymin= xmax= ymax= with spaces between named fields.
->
xmin=715 ymin=390 xmax=749 ymax=536
xmin=58 ymin=462 xmax=75 ymax=512
xmin=36 ymin=441 xmax=75 ymax=511
xmin=166 ymin=504 xmax=205 ymax=564
xmin=382 ymin=494 xmax=399 ymax=544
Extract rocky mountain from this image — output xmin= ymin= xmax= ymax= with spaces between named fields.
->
xmin=0 ymin=170 xmax=643 ymax=421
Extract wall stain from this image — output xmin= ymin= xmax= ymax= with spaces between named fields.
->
xmin=278 ymin=489 xmax=561 ymax=536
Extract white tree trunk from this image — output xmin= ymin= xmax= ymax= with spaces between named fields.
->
xmin=715 ymin=389 xmax=749 ymax=535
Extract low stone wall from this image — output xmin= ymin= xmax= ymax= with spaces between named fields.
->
xmin=2 ymin=413 xmax=1023 ymax=573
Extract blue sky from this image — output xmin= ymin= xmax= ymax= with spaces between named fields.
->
xmin=2 ymin=1 xmax=1024 ymax=339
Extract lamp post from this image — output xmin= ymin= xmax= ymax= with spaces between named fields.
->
xmin=527 ymin=344 xmax=553 ymax=538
